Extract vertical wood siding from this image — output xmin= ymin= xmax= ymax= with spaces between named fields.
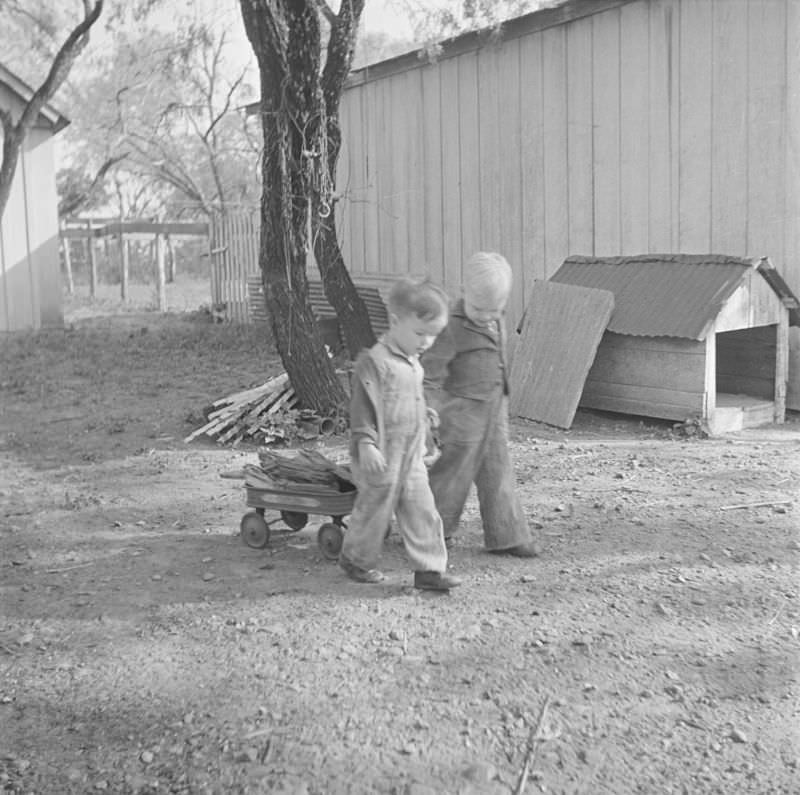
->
xmin=209 ymin=209 xmax=260 ymax=323
xmin=0 ymin=147 xmax=33 ymax=330
xmin=0 ymin=126 xmax=61 ymax=331
xmin=337 ymin=0 xmax=800 ymax=335
xmin=24 ymin=131 xmax=62 ymax=327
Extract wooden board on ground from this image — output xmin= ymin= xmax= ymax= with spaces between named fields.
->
xmin=510 ymin=280 xmax=614 ymax=428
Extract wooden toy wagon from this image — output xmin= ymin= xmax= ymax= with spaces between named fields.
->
xmin=228 ymin=449 xmax=356 ymax=560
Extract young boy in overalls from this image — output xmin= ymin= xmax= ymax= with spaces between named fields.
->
xmin=422 ymin=252 xmax=541 ymax=558
xmin=339 ymin=277 xmax=462 ymax=591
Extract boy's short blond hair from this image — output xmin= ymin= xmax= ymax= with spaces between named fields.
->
xmin=463 ymin=251 xmax=513 ymax=303
xmin=387 ymin=276 xmax=449 ymax=322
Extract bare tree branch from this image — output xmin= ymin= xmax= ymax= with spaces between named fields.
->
xmin=0 ymin=0 xmax=104 ymax=220
xmin=313 ymin=0 xmax=337 ymax=26
xmin=59 ymin=152 xmax=129 ymax=216
xmin=17 ymin=1 xmax=104 ymax=133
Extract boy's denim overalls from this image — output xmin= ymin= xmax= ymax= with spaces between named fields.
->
xmin=423 ymin=301 xmax=536 ymax=551
xmin=342 ymin=339 xmax=448 ymax=573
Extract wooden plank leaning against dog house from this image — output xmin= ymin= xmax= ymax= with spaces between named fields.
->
xmin=510 ymin=280 xmax=614 ymax=429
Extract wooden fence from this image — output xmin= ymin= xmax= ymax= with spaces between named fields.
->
xmin=209 ymin=209 xmax=260 ymax=323
xmin=209 ymin=208 xmax=395 ymax=325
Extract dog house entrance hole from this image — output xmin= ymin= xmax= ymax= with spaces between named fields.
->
xmin=714 ymin=325 xmax=777 ymax=428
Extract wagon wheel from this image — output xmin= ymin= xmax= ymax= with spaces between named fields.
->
xmin=280 ymin=510 xmax=308 ymax=532
xmin=317 ymin=522 xmax=344 ymax=561
xmin=240 ymin=512 xmax=270 ymax=549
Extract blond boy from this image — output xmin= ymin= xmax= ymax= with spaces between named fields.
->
xmin=422 ymin=252 xmax=541 ymax=557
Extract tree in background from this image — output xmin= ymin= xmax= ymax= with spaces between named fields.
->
xmin=352 ymin=29 xmax=415 ymax=69
xmin=240 ymin=0 xmax=376 ymax=415
xmin=57 ymin=15 xmax=261 ymax=221
xmin=0 ymin=0 xmax=104 ymax=221
xmin=398 ymin=0 xmax=555 ymax=44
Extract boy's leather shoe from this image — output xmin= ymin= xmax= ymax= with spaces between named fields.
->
xmin=414 ymin=571 xmax=462 ymax=591
xmin=488 ymin=542 xmax=541 ymax=558
xmin=339 ymin=555 xmax=384 ymax=583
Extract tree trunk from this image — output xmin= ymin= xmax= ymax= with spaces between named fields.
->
xmin=312 ymin=0 xmax=375 ymax=359
xmin=311 ymin=118 xmax=374 ymax=357
xmin=240 ymin=0 xmax=346 ymax=414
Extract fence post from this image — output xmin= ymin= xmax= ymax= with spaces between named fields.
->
xmin=165 ymin=233 xmax=175 ymax=282
xmin=120 ymin=230 xmax=129 ymax=302
xmin=61 ymin=223 xmax=74 ymax=295
xmin=155 ymin=232 xmax=167 ymax=311
xmin=87 ymin=219 xmax=97 ymax=298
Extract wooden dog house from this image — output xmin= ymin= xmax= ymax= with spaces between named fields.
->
xmin=513 ymin=254 xmax=798 ymax=434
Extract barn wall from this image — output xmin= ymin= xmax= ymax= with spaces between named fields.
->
xmin=579 ymin=332 xmax=707 ymax=420
xmin=337 ymin=0 xmax=800 ymax=402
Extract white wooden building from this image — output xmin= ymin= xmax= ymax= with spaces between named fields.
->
xmin=0 ymin=62 xmax=68 ymax=332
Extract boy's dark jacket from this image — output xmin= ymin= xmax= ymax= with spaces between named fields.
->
xmin=422 ymin=299 xmax=509 ymax=408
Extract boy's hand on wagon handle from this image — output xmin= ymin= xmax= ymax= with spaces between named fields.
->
xmin=358 ymin=441 xmax=386 ymax=475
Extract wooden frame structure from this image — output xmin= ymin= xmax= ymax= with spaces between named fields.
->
xmin=60 ymin=219 xmax=208 ymax=311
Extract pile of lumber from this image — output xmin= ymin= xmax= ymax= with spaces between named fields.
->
xmin=183 ymin=373 xmax=298 ymax=445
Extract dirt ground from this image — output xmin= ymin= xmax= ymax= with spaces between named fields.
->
xmin=1 ymin=282 xmax=799 ymax=794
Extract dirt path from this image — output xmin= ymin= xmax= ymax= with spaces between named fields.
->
xmin=1 ymin=311 xmax=798 ymax=794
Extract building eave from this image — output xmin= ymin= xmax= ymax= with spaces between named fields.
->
xmin=0 ymin=61 xmax=71 ymax=133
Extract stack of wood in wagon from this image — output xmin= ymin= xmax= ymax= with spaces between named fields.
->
xmin=243 ymin=449 xmax=355 ymax=493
